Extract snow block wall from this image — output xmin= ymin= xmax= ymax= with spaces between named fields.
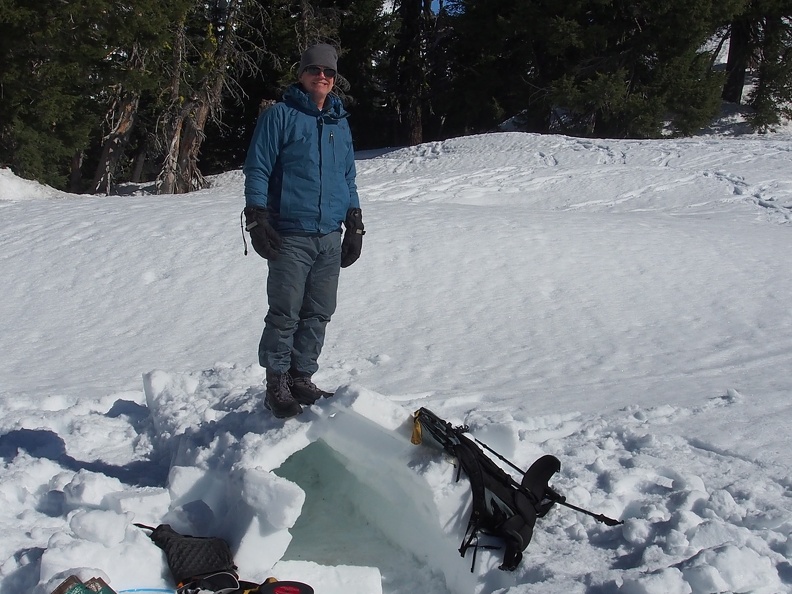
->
xmin=136 ymin=367 xmax=517 ymax=594
xmin=310 ymin=387 xmax=518 ymax=594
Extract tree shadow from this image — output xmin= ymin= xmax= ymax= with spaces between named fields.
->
xmin=0 ymin=427 xmax=168 ymax=488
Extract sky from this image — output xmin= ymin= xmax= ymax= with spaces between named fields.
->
xmin=1 ymin=115 xmax=791 ymax=594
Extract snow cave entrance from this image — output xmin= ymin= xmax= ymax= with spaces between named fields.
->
xmin=274 ymin=439 xmax=453 ymax=594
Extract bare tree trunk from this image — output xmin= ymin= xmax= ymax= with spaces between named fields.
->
xmin=90 ymin=91 xmax=139 ymax=194
xmin=173 ymin=100 xmax=210 ymax=193
xmin=69 ymin=150 xmax=83 ymax=193
xmin=158 ymin=113 xmax=185 ymax=194
xmin=131 ymin=144 xmax=147 ymax=183
xmin=162 ymin=79 xmax=220 ymax=195
xmin=723 ymin=19 xmax=751 ymax=104
xmin=157 ymin=0 xmax=244 ymax=194
xmin=157 ymin=14 xmax=187 ymax=195
xmin=406 ymin=95 xmax=423 ymax=146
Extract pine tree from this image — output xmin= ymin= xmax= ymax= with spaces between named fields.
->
xmin=722 ymin=0 xmax=792 ymax=131
xmin=437 ymin=0 xmax=534 ymax=136
xmin=539 ymin=0 xmax=746 ymax=137
xmin=334 ymin=0 xmax=394 ymax=150
xmin=389 ymin=0 xmax=435 ymax=145
xmin=438 ymin=0 xmax=745 ymax=138
xmin=87 ymin=0 xmax=193 ymax=194
xmin=156 ymin=0 xmax=274 ymax=194
xmin=0 ymin=0 xmax=111 ymax=189
xmin=747 ymin=11 xmax=792 ymax=131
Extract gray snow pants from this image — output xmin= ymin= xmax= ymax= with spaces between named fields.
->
xmin=258 ymin=231 xmax=342 ymax=375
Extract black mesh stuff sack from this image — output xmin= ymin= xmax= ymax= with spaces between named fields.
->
xmin=135 ymin=523 xmax=238 ymax=586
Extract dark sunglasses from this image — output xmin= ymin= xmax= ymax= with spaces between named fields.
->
xmin=303 ymin=65 xmax=336 ymax=78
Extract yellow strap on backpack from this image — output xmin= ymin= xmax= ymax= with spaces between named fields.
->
xmin=410 ymin=411 xmax=423 ymax=445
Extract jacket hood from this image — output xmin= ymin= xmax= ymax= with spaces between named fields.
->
xmin=283 ymin=84 xmax=348 ymax=120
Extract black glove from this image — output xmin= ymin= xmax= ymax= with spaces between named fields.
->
xmin=244 ymin=207 xmax=282 ymax=260
xmin=341 ymin=208 xmax=365 ymax=268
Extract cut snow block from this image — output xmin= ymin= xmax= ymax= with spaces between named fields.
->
xmin=271 ymin=560 xmax=382 ymax=594
xmin=142 ymin=369 xmax=204 ymax=440
xmin=68 ymin=509 xmax=130 ymax=546
xmin=103 ymin=487 xmax=170 ymax=524
xmin=239 ymin=467 xmax=305 ymax=530
xmin=316 ymin=393 xmax=504 ymax=594
xmin=238 ymin=425 xmax=315 ymax=473
xmin=330 ymin=385 xmax=411 ymax=432
xmin=167 ymin=466 xmax=229 ymax=521
xmin=63 ymin=470 xmax=125 ymax=510
xmin=233 ymin=514 xmax=293 ymax=580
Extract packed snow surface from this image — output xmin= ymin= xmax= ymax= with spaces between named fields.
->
xmin=1 ymin=129 xmax=792 ymax=594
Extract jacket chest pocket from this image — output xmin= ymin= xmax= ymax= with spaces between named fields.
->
xmin=326 ymin=125 xmax=347 ymax=173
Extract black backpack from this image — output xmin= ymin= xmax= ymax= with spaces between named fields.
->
xmin=412 ymin=408 xmax=561 ymax=571
xmin=135 ymin=523 xmax=238 ymax=587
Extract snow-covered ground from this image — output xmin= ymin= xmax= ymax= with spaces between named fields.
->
xmin=1 ymin=125 xmax=791 ymax=594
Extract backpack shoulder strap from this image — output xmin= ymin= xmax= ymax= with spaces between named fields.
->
xmin=452 ymin=439 xmax=500 ymax=571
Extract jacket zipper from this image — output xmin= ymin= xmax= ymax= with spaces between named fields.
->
xmin=318 ymin=117 xmax=324 ymax=228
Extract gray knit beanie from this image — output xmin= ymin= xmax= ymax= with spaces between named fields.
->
xmin=299 ymin=43 xmax=338 ymax=75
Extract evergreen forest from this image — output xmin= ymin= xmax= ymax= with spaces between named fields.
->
xmin=1 ymin=0 xmax=790 ymax=193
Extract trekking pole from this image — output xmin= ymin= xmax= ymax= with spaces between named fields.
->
xmin=473 ymin=437 xmax=528 ymax=475
xmin=473 ymin=437 xmax=623 ymax=527
xmin=545 ymin=487 xmax=623 ymax=526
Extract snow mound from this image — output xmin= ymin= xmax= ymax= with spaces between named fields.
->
xmin=0 ymin=168 xmax=72 ymax=201
xmin=13 ymin=364 xmax=787 ymax=594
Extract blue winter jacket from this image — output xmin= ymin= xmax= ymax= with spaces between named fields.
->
xmin=243 ymin=84 xmax=360 ymax=235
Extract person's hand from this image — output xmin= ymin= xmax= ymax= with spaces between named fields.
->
xmin=341 ymin=208 xmax=365 ymax=268
xmin=244 ymin=207 xmax=282 ymax=260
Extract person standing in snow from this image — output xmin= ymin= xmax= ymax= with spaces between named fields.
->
xmin=243 ymin=43 xmax=365 ymax=419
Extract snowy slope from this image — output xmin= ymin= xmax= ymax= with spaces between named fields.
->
xmin=1 ymin=130 xmax=791 ymax=594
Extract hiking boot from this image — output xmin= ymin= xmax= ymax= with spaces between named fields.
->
xmin=264 ymin=370 xmax=302 ymax=419
xmin=288 ymin=369 xmax=334 ymax=405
